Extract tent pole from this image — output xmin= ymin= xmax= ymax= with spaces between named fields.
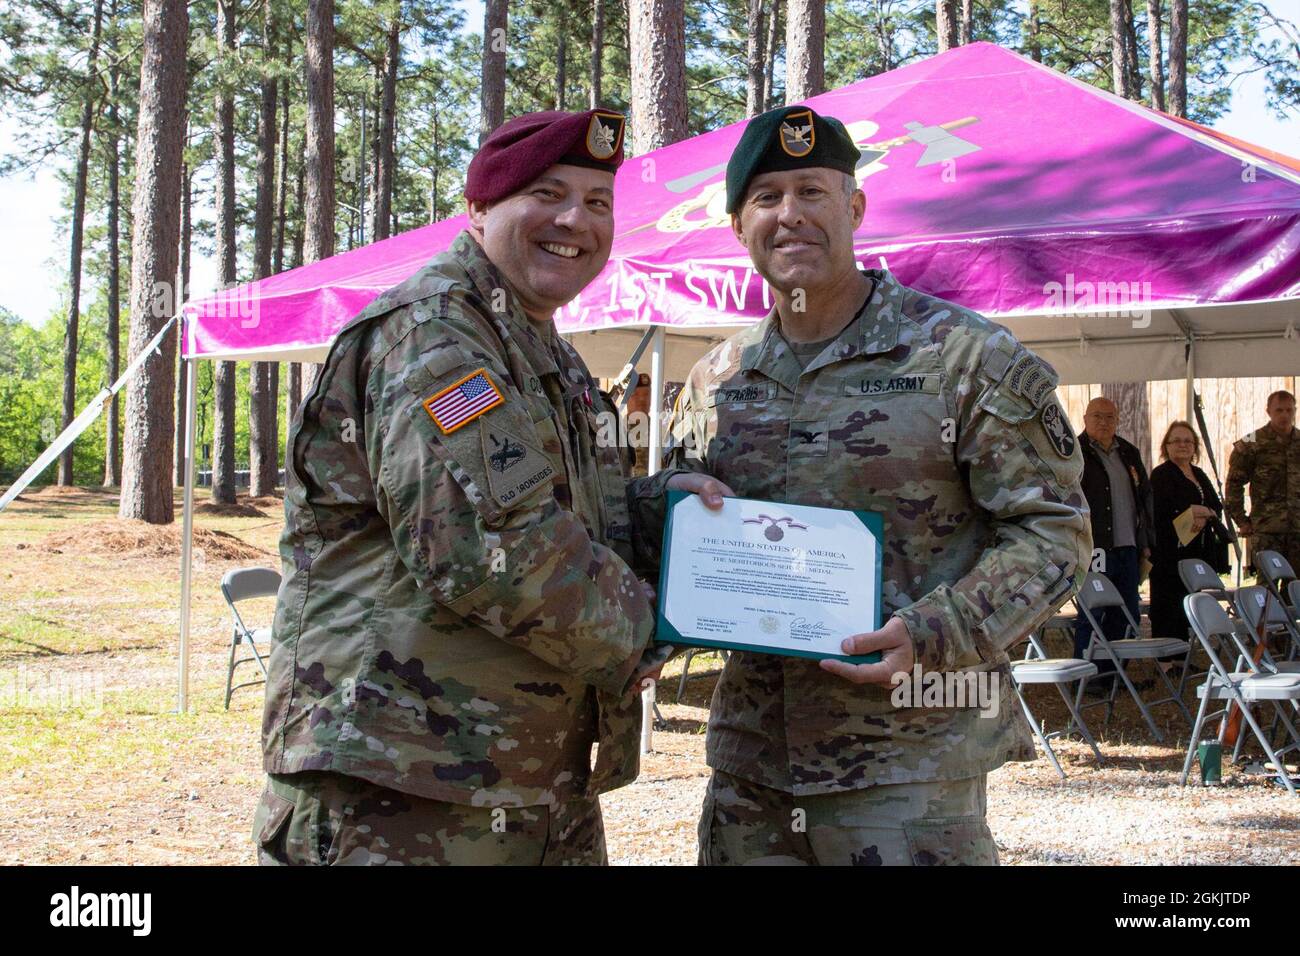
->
xmin=641 ymin=326 xmax=666 ymax=756
xmin=178 ymin=344 xmax=198 ymax=715
xmin=1184 ymin=336 xmax=1195 ymax=422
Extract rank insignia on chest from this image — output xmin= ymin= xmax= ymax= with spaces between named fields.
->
xmin=423 ymin=368 xmax=505 ymax=434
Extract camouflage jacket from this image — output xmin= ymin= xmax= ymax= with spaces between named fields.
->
xmin=263 ymin=231 xmax=656 ymax=808
xmin=1225 ymin=426 xmax=1300 ymax=533
xmin=631 ymin=269 xmax=1092 ymax=795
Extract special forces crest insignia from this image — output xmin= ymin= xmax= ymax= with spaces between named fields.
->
xmin=586 ymin=111 xmax=624 ymax=160
xmin=1041 ymin=403 xmax=1076 ymax=459
xmin=779 ymin=109 xmax=815 ymax=157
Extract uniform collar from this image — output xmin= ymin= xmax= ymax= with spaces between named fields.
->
xmin=450 ymin=230 xmax=561 ymax=379
xmin=740 ymin=268 xmax=903 ymax=386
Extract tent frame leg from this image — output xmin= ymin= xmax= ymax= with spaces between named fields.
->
xmin=641 ymin=327 xmax=667 ymax=755
xmin=178 ymin=350 xmax=198 ymax=714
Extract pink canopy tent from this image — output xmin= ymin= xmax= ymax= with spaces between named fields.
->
xmin=186 ymin=40 xmax=1300 ymax=387
xmin=171 ymin=41 xmax=1300 ymax=711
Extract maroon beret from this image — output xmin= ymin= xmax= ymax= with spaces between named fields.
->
xmin=464 ymin=109 xmax=626 ymax=205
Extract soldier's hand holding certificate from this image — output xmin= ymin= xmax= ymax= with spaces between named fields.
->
xmin=656 ymin=490 xmax=884 ymax=663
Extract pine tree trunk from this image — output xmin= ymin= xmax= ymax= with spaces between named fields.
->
xmin=274 ymin=69 xmax=290 ymax=273
xmin=480 ymin=0 xmax=507 ymax=142
xmin=590 ymin=0 xmax=604 ymax=108
xmin=556 ymin=24 xmax=567 ymax=109
xmin=375 ymin=20 xmax=399 ymax=242
xmin=763 ymin=0 xmax=780 ymax=109
xmin=785 ymin=0 xmax=824 ymax=101
xmin=59 ymin=0 xmax=105 ymax=486
xmin=304 ymin=0 xmax=335 ymax=394
xmin=212 ymin=0 xmax=238 ymax=505
xmin=1147 ymin=0 xmax=1165 ymax=111
xmin=118 ymin=0 xmax=187 ymax=524
xmin=249 ymin=0 xmax=279 ymax=498
xmin=1123 ymin=0 xmax=1143 ymax=100
xmin=292 ymin=149 xmax=306 ymax=268
xmin=1102 ymin=382 xmax=1152 ymax=475
xmin=745 ymin=0 xmax=766 ymax=118
xmin=1109 ymin=0 xmax=1130 ymax=97
xmin=935 ymin=0 xmax=957 ymax=54
xmin=104 ymin=0 xmax=122 ymax=488
xmin=630 ymin=0 xmax=687 ymax=153
xmin=1168 ymin=0 xmax=1187 ymax=117
xmin=1027 ymin=0 xmax=1041 ymax=62
xmin=959 ymin=0 xmax=971 ymax=45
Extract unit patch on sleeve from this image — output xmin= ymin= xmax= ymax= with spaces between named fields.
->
xmin=1041 ymin=402 xmax=1076 ymax=459
xmin=481 ymin=424 xmax=555 ymax=508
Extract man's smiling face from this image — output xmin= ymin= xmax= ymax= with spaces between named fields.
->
xmin=468 ymin=163 xmax=615 ymax=322
xmin=731 ymin=166 xmax=864 ymax=295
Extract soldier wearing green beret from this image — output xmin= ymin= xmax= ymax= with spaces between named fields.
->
xmin=632 ymin=105 xmax=1092 ymax=865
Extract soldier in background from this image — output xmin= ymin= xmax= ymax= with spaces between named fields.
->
xmin=1226 ymin=390 xmax=1300 ymax=582
xmin=254 ymin=109 xmax=720 ymax=865
xmin=632 ymin=105 xmax=1092 ymax=865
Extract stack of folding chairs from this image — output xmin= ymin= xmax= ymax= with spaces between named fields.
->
xmin=1178 ymin=551 xmax=1300 ymax=794
xmin=984 ymin=555 xmax=1300 ymax=790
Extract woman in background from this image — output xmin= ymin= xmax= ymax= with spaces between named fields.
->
xmin=1148 ymin=421 xmax=1227 ymax=644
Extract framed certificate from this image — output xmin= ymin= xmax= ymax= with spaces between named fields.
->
xmin=655 ymin=490 xmax=884 ymax=663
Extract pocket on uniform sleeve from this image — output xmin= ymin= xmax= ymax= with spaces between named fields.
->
xmin=903 ymin=815 xmax=998 ymax=866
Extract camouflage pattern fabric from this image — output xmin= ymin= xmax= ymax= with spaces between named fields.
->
xmin=254 ymin=770 xmax=605 ymax=865
xmin=630 ymin=268 xmax=1092 ymax=796
xmin=262 ymin=230 xmax=660 ymax=814
xmin=698 ymin=769 xmax=996 ymax=866
xmin=1226 ymin=426 xmax=1300 ymax=539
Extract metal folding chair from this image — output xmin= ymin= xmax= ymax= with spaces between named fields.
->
xmin=1180 ymin=593 xmax=1300 ymax=795
xmin=1072 ymin=571 xmax=1193 ymax=742
xmin=675 ymin=647 xmax=728 ymax=703
xmin=220 ymin=567 xmax=281 ymax=709
xmin=1255 ymin=549 xmax=1296 ymax=601
xmin=1009 ymin=631 xmax=1104 ymax=780
xmin=1232 ymin=585 xmax=1300 ymax=758
xmin=1178 ymin=558 xmax=1237 ymax=689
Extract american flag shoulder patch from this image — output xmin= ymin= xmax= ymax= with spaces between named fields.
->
xmin=422 ymin=368 xmax=505 ymax=434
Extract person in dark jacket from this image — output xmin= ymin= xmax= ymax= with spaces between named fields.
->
xmin=1149 ymin=421 xmax=1226 ymax=641
xmin=1075 ymin=397 xmax=1154 ymax=665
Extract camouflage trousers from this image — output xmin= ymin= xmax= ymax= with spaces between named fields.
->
xmin=1252 ymin=533 xmax=1300 ymax=585
xmin=254 ymin=771 xmax=607 ymax=865
xmin=698 ymin=769 xmax=997 ymax=866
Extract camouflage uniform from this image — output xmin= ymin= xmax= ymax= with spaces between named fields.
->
xmin=1225 ymin=425 xmax=1300 ymax=580
xmin=632 ymin=269 xmax=1092 ymax=865
xmin=257 ymin=230 xmax=660 ymax=865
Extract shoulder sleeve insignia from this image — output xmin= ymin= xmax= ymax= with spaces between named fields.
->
xmin=423 ymin=368 xmax=505 ymax=434
xmin=1041 ymin=402 xmax=1076 ymax=459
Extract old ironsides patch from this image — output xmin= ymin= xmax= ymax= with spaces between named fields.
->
xmin=481 ymin=424 xmax=553 ymax=507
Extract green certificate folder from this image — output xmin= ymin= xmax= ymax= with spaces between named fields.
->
xmin=655 ymin=490 xmax=884 ymax=664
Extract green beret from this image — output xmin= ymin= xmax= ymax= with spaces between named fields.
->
xmin=726 ymin=106 xmax=862 ymax=214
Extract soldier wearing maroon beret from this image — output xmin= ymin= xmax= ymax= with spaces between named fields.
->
xmin=255 ymin=109 xmax=726 ymax=865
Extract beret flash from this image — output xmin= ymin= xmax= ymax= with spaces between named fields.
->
xmin=725 ymin=105 xmax=863 ymax=213
xmin=465 ymin=109 xmax=626 ymax=205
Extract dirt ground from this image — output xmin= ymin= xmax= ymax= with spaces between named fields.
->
xmin=1 ymin=487 xmax=1297 ymax=865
